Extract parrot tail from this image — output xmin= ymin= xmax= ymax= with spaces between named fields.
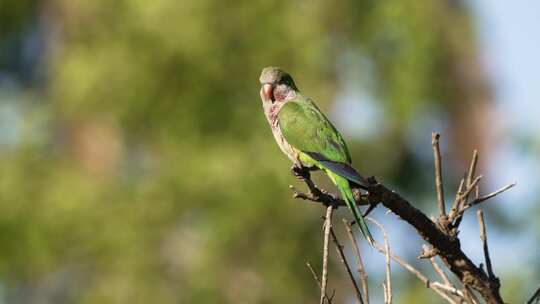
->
xmin=333 ymin=173 xmax=373 ymax=245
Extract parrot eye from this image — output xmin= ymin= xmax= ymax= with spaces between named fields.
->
xmin=279 ymin=74 xmax=296 ymax=90
xmin=281 ymin=75 xmax=292 ymax=85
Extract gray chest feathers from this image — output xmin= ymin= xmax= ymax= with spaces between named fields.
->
xmin=263 ymin=102 xmax=299 ymax=164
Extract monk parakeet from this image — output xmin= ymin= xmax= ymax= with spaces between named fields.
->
xmin=259 ymin=67 xmax=373 ymax=244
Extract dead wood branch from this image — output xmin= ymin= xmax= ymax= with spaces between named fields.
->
xmin=320 ymin=206 xmax=333 ymax=304
xmin=432 ymin=133 xmax=447 ymax=220
xmin=343 ymin=219 xmax=369 ymax=304
xmin=330 ymin=226 xmax=364 ymax=304
xmin=289 ymin=133 xmax=513 ymax=303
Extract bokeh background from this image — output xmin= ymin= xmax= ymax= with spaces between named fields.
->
xmin=1 ymin=0 xmax=539 ymax=303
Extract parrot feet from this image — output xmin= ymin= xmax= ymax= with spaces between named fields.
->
xmin=291 ymin=164 xmax=311 ymax=180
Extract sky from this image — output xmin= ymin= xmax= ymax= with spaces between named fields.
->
xmin=470 ymin=0 xmax=540 ymax=206
xmin=471 ymin=0 xmax=540 ymax=135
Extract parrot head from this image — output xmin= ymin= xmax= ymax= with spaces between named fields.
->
xmin=259 ymin=67 xmax=298 ymax=103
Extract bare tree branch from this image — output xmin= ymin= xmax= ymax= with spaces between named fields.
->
xmin=449 ymin=178 xmax=466 ymax=221
xmin=343 ymin=219 xmax=369 ymax=304
xmin=465 ymin=182 xmax=516 ymax=209
xmin=306 ymin=262 xmax=322 ymax=288
xmin=432 ymin=133 xmax=446 ymax=218
xmin=382 ymin=283 xmax=389 ymax=304
xmin=431 ymin=282 xmax=464 ymax=298
xmin=477 ymin=210 xmax=496 ymax=279
xmin=464 ymin=285 xmax=481 ymax=304
xmin=367 ymin=218 xmax=392 ymax=304
xmin=367 ymin=180 xmax=503 ymax=302
xmin=288 ymin=134 xmax=512 ymax=303
xmin=330 ymin=226 xmax=364 ymax=304
xmin=428 ymin=257 xmax=466 ymax=304
xmin=368 ymin=227 xmax=459 ymax=303
xmin=450 ymin=151 xmax=479 ymax=228
xmin=320 ymin=206 xmax=333 ymax=304
xmin=306 ymin=262 xmax=333 ymax=304
xmin=429 ymin=254 xmax=451 ymax=287
xmin=454 ymin=175 xmax=483 ymax=211
xmin=467 ymin=150 xmax=479 ymax=192
xmin=431 ymin=287 xmax=459 ymax=303
xmin=292 ymin=175 xmax=505 ymax=302
xmin=382 ymin=283 xmax=388 ymax=304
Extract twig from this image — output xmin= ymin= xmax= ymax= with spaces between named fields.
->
xmin=436 ymin=290 xmax=460 ymax=304
xmin=431 ymin=282 xmax=463 ymax=298
xmin=320 ymin=205 xmax=333 ymax=304
xmin=330 ymin=227 xmax=364 ymax=304
xmin=453 ymin=150 xmax=479 ymax=222
xmin=455 ymin=175 xmax=483 ymax=207
xmin=449 ymin=178 xmax=465 ymax=218
xmin=449 ymin=150 xmax=478 ymax=229
xmin=428 ymin=260 xmax=464 ymax=304
xmin=451 ymin=175 xmax=483 ymax=228
xmin=306 ymin=262 xmax=333 ymax=304
xmin=343 ymin=219 xmax=369 ymax=304
xmin=463 ymin=285 xmax=480 ymax=304
xmin=362 ymin=202 xmax=378 ymax=218
xmin=382 ymin=283 xmax=389 ymax=304
xmin=367 ymin=218 xmax=392 ymax=304
xmin=432 ymin=133 xmax=446 ymax=217
xmin=477 ymin=210 xmax=495 ymax=279
xmin=467 ymin=150 xmax=479 ymax=191
xmin=368 ymin=231 xmax=459 ymax=303
xmin=429 ymin=255 xmax=451 ymax=286
xmin=380 ymin=245 xmax=428 ymax=282
xmin=465 ymin=182 xmax=516 ymax=209
xmin=527 ymin=285 xmax=540 ymax=304
xmin=307 ymin=262 xmax=322 ymax=288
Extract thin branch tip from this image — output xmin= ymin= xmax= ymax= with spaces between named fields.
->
xmin=477 ymin=210 xmax=496 ymax=280
xmin=432 ymin=132 xmax=446 ymax=217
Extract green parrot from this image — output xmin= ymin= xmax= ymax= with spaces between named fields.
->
xmin=259 ymin=66 xmax=373 ymax=244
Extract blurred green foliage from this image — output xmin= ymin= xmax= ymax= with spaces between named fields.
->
xmin=0 ymin=0 xmax=529 ymax=303
xmin=0 ymin=0 xmax=36 ymax=36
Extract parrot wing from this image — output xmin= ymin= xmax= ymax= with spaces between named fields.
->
xmin=278 ymin=95 xmax=367 ymax=186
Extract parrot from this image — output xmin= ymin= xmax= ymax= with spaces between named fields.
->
xmin=259 ymin=66 xmax=373 ymax=244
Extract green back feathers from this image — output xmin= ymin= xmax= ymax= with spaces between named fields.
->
xmin=278 ymin=95 xmax=351 ymax=164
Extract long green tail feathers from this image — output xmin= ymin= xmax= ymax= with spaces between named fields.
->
xmin=335 ymin=175 xmax=374 ymax=245
xmin=307 ymin=158 xmax=373 ymax=245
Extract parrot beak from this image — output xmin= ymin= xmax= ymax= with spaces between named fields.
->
xmin=261 ymin=83 xmax=274 ymax=102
